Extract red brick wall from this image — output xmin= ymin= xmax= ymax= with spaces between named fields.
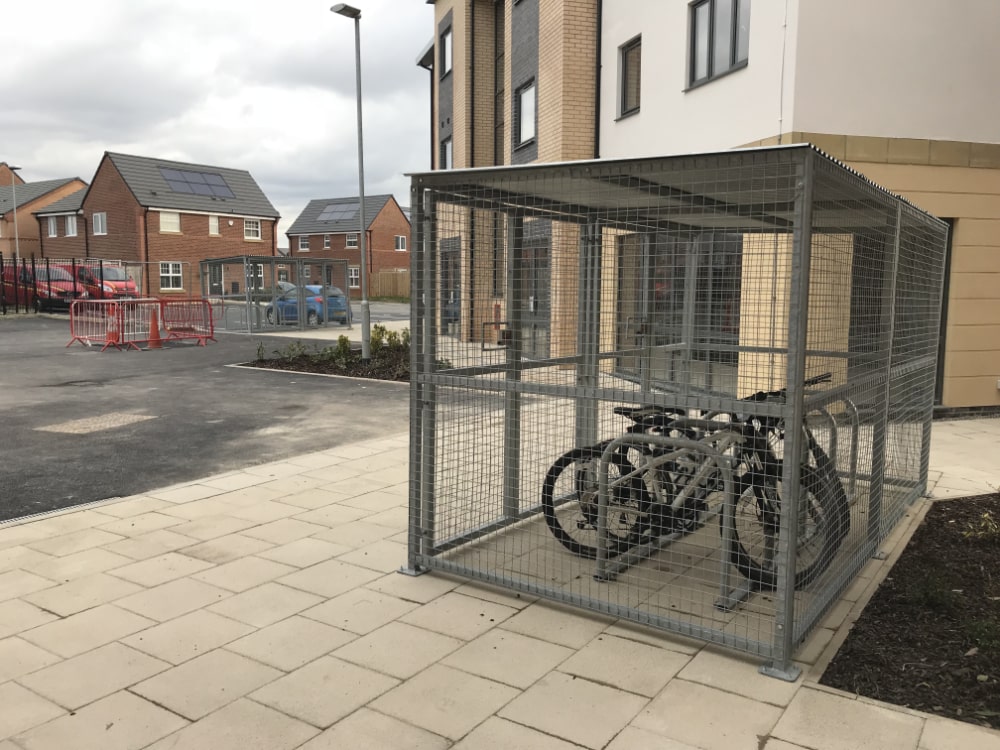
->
xmin=147 ymin=211 xmax=276 ymax=295
xmin=286 ymin=198 xmax=410 ymax=298
xmin=38 ymin=214 xmax=88 ymax=259
xmin=82 ymin=157 xmax=145 ymax=263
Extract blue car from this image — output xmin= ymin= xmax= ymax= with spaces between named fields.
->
xmin=265 ymin=285 xmax=352 ymax=326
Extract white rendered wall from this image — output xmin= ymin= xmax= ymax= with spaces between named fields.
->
xmin=791 ymin=0 xmax=1000 ymax=143
xmin=599 ymin=0 xmax=799 ymax=158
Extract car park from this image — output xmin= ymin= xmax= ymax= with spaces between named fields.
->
xmin=1 ymin=265 xmax=88 ymax=312
xmin=265 ymin=284 xmax=352 ymax=326
xmin=56 ymin=263 xmax=138 ymax=299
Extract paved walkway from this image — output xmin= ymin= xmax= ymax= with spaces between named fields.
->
xmin=0 ymin=420 xmax=997 ymax=750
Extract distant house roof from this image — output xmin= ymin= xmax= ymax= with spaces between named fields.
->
xmin=34 ymin=189 xmax=87 ymax=216
xmin=285 ymin=194 xmax=398 ymax=237
xmin=102 ymin=152 xmax=279 ymax=219
xmin=0 ymin=178 xmax=83 ymax=215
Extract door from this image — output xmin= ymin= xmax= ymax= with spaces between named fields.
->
xmin=520 ymin=238 xmax=550 ymax=359
xmin=440 ymin=238 xmax=461 ymax=336
xmin=208 ymin=265 xmax=223 ymax=296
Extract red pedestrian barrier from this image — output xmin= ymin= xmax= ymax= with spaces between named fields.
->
xmin=68 ymin=298 xmax=215 ymax=350
xmin=160 ymin=299 xmax=215 ymax=346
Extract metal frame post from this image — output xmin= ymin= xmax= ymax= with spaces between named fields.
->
xmin=575 ymin=221 xmax=603 ymax=448
xmin=503 ymin=214 xmax=525 ymax=520
xmin=762 ymin=149 xmax=815 ymax=682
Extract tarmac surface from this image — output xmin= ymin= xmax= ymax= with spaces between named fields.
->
xmin=0 ymin=309 xmax=410 ymax=522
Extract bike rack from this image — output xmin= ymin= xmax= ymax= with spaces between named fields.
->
xmin=594 ymin=428 xmax=749 ymax=611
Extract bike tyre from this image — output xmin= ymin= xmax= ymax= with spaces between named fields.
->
xmin=726 ymin=464 xmax=847 ymax=591
xmin=542 ymin=445 xmax=647 ymax=560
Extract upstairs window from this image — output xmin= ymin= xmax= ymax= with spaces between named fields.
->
xmin=394 ymin=235 xmax=407 ymax=251
xmin=690 ymin=0 xmax=750 ymax=87
xmin=209 ymin=214 xmax=220 ymax=235
xmin=299 ymin=236 xmax=310 ymax=251
xmin=440 ymin=137 xmax=453 ymax=170
xmin=620 ymin=36 xmax=642 ymax=116
xmin=160 ymin=211 xmax=180 ymax=233
xmin=93 ymin=212 xmax=107 ymax=236
xmin=324 ymin=234 xmax=331 ymax=249
xmin=48 ymin=217 xmax=57 ymax=237
xmin=440 ymin=27 xmax=453 ymax=76
xmin=346 ymin=232 xmax=358 ymax=248
xmin=65 ymin=216 xmax=77 ymax=237
xmin=515 ymin=80 xmax=536 ymax=146
xmin=244 ymin=218 xmax=261 ymax=240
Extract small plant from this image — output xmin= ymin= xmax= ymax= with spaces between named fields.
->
xmin=273 ymin=340 xmax=309 ymax=361
xmin=256 ymin=341 xmax=265 ymax=361
xmin=964 ymin=511 xmax=1000 ymax=542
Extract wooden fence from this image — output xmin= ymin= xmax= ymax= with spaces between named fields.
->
xmin=370 ymin=269 xmax=410 ymax=299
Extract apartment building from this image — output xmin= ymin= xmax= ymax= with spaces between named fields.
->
xmin=423 ymin=0 xmax=1000 ymax=409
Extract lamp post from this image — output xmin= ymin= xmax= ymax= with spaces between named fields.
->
xmin=9 ymin=165 xmax=21 ymax=265
xmin=331 ymin=2 xmax=370 ymax=361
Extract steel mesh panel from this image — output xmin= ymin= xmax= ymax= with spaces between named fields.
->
xmin=409 ymin=146 xmax=948 ymax=670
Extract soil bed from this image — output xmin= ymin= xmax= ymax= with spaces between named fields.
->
xmin=247 ymin=349 xmax=409 ymax=382
xmin=821 ymin=494 xmax=1000 ymax=729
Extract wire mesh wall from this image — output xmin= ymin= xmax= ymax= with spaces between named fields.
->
xmin=200 ymin=256 xmax=352 ymax=333
xmin=407 ymin=146 xmax=948 ymax=677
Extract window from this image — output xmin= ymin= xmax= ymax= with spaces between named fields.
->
xmin=244 ymin=218 xmax=261 ymax=240
xmin=65 ymin=215 xmax=77 ymax=237
xmin=93 ymin=212 xmax=107 ymax=235
xmin=303 ymin=264 xmax=311 ymax=279
xmin=47 ymin=217 xmax=57 ymax=237
xmin=348 ymin=266 xmax=360 ymax=288
xmin=440 ymin=27 xmax=452 ymax=76
xmin=299 ymin=236 xmax=310 ymax=251
xmin=619 ymin=36 xmax=641 ymax=116
xmin=209 ymin=214 xmax=219 ymax=235
xmin=247 ymin=264 xmax=264 ymax=289
xmin=159 ymin=211 xmax=180 ymax=233
xmin=159 ymin=262 xmax=183 ymax=290
xmin=515 ymin=81 xmax=536 ymax=146
xmin=323 ymin=234 xmax=331 ymax=249
xmin=440 ymin=137 xmax=453 ymax=169
xmin=690 ymin=0 xmax=750 ymax=87
xmin=158 ymin=167 xmax=235 ymax=199
xmin=346 ymin=232 xmax=358 ymax=248
xmin=394 ymin=235 xmax=407 ymax=251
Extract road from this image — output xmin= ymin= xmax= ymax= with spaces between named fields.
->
xmin=0 ymin=308 xmax=411 ymax=521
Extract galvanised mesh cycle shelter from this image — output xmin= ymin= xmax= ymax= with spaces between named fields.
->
xmin=406 ymin=145 xmax=948 ymax=678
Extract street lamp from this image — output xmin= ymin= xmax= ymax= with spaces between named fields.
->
xmin=9 ymin=165 xmax=21 ymax=265
xmin=331 ymin=2 xmax=371 ymax=361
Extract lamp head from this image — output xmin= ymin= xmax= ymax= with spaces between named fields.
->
xmin=331 ymin=3 xmax=361 ymax=18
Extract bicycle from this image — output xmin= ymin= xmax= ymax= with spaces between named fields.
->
xmin=540 ymin=374 xmax=851 ymax=591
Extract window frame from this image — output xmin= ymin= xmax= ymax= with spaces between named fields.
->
xmin=619 ymin=36 xmax=642 ymax=118
xmin=440 ymin=137 xmax=453 ymax=170
xmin=515 ymin=80 xmax=536 ymax=147
xmin=298 ymin=235 xmax=310 ymax=251
xmin=244 ymin=218 xmax=261 ymax=240
xmin=440 ymin=27 xmax=453 ymax=77
xmin=323 ymin=234 xmax=331 ymax=249
xmin=159 ymin=261 xmax=183 ymax=291
xmin=209 ymin=214 xmax=220 ymax=236
xmin=394 ymin=235 xmax=407 ymax=252
xmin=348 ymin=265 xmax=360 ymax=289
xmin=47 ymin=217 xmax=58 ymax=237
xmin=346 ymin=232 xmax=359 ymax=249
xmin=688 ymin=0 xmax=750 ymax=89
xmin=93 ymin=212 xmax=107 ymax=236
xmin=65 ymin=215 xmax=77 ymax=237
xmin=159 ymin=211 xmax=181 ymax=233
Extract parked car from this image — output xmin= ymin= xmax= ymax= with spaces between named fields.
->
xmin=249 ymin=280 xmax=297 ymax=303
xmin=265 ymin=284 xmax=351 ymax=326
xmin=56 ymin=263 xmax=139 ymax=299
xmin=1 ymin=265 xmax=88 ymax=312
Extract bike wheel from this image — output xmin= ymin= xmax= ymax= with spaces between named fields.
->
xmin=542 ymin=446 xmax=647 ymax=559
xmin=726 ymin=464 xmax=846 ymax=590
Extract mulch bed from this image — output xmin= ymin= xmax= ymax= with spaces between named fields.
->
xmin=246 ymin=350 xmax=409 ymax=382
xmin=821 ymin=493 xmax=1000 ymax=729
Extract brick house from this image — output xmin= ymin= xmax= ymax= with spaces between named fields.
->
xmin=285 ymin=194 xmax=410 ymax=298
xmin=0 ymin=163 xmax=87 ymax=262
xmin=49 ymin=152 xmax=279 ymax=296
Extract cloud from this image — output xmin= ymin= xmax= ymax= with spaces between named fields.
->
xmin=0 ymin=0 xmax=434 ymax=241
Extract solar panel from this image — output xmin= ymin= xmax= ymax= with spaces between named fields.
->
xmin=316 ymin=203 xmax=359 ymax=222
xmin=159 ymin=167 xmax=236 ymax=199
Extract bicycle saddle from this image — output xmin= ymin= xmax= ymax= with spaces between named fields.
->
xmin=613 ymin=405 xmax=685 ymax=423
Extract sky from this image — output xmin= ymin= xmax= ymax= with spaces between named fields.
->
xmin=1 ymin=0 xmax=434 ymax=243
